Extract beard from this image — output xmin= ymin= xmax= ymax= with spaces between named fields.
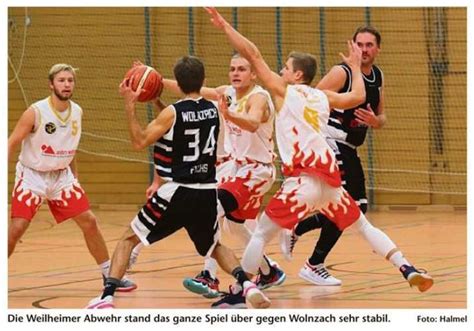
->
xmin=53 ymin=87 xmax=72 ymax=101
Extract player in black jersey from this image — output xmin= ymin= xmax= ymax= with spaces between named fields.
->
xmin=86 ymin=56 xmax=270 ymax=309
xmin=281 ymin=26 xmax=431 ymax=290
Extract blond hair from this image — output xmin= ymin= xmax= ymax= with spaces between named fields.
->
xmin=48 ymin=63 xmax=78 ymax=82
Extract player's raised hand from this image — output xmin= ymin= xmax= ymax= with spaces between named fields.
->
xmin=339 ymin=40 xmax=362 ymax=69
xmin=119 ymin=78 xmax=143 ymax=104
xmin=218 ymin=93 xmax=230 ymax=120
xmin=133 ymin=60 xmax=144 ymax=67
xmin=205 ymin=7 xmax=227 ymax=30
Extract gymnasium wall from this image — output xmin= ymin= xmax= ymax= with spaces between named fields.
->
xmin=8 ymin=7 xmax=466 ymax=206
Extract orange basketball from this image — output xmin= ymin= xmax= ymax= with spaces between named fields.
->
xmin=124 ymin=65 xmax=163 ymax=102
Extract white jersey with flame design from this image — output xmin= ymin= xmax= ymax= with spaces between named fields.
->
xmin=276 ymin=84 xmax=341 ymax=187
xmin=224 ymin=85 xmax=275 ymax=164
xmin=19 ymin=97 xmax=82 ymax=171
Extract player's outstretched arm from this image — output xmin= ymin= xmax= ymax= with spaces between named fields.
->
xmin=218 ymin=93 xmax=268 ymax=132
xmin=324 ymin=40 xmax=365 ymax=110
xmin=316 ymin=65 xmax=347 ymax=92
xmin=130 ymin=60 xmax=221 ymax=101
xmin=205 ymin=7 xmax=286 ymax=100
xmin=162 ymin=78 xmax=224 ymax=101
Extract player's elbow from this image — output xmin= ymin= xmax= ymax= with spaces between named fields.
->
xmin=131 ymin=141 xmax=147 ymax=151
xmin=245 ymin=119 xmax=260 ymax=133
xmin=240 ymin=45 xmax=263 ymax=66
xmin=246 ymin=125 xmax=258 ymax=133
xmin=250 ymin=49 xmax=264 ymax=65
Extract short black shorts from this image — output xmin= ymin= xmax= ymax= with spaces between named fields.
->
xmin=131 ymin=182 xmax=218 ymax=256
xmin=335 ymin=142 xmax=367 ymax=213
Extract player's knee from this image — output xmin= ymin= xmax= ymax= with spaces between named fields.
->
xmin=120 ymin=227 xmax=140 ymax=244
xmin=218 ymin=189 xmax=238 ymax=214
xmin=76 ymin=212 xmax=100 ymax=235
xmin=9 ymin=227 xmax=23 ymax=242
xmin=359 ymin=203 xmax=368 ymax=214
xmin=203 ymin=241 xmax=219 ymax=257
xmin=9 ymin=219 xmax=29 ymax=241
xmin=353 ymin=214 xmax=373 ymax=236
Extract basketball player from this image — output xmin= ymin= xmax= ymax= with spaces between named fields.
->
xmin=205 ymin=7 xmax=433 ymax=307
xmin=8 ymin=63 xmax=136 ymax=292
xmin=127 ymin=55 xmax=286 ymax=299
xmin=86 ymin=56 xmax=270 ymax=309
xmin=280 ymin=26 xmax=388 ymax=286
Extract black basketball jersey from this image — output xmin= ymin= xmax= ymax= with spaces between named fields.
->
xmin=154 ymin=97 xmax=219 ymax=184
xmin=328 ymin=63 xmax=383 ymax=147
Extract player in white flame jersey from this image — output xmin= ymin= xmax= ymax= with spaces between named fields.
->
xmin=206 ymin=8 xmax=433 ymax=307
xmin=8 ymin=64 xmax=136 ymax=292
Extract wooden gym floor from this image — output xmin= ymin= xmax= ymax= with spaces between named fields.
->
xmin=8 ymin=207 xmax=466 ymax=309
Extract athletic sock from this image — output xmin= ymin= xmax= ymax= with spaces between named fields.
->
xmin=204 ymin=257 xmax=218 ymax=279
xmin=232 ymin=266 xmax=250 ymax=287
xmin=102 ymin=277 xmax=120 ymax=299
xmin=99 ymin=260 xmax=111 ymax=277
xmin=130 ymin=243 xmax=144 ymax=261
xmin=387 ymin=250 xmax=410 ymax=268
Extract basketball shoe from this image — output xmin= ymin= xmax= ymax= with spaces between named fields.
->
xmin=86 ymin=295 xmax=114 ymax=309
xmin=400 ymin=265 xmax=434 ymax=292
xmin=211 ymin=282 xmax=270 ymax=309
xmin=102 ymin=275 xmax=137 ymax=292
xmin=255 ymin=264 xmax=286 ymax=290
xmin=298 ymin=261 xmax=342 ymax=286
xmin=182 ymin=270 xmax=220 ymax=298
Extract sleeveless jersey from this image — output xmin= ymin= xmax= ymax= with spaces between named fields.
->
xmin=224 ymin=85 xmax=275 ymax=164
xmin=327 ymin=63 xmax=383 ymax=147
xmin=154 ymin=97 xmax=219 ymax=184
xmin=276 ymin=85 xmax=341 ymax=187
xmin=19 ymin=96 xmax=82 ymax=171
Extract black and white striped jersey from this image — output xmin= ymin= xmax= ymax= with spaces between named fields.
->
xmin=328 ymin=63 xmax=383 ymax=147
xmin=154 ymin=97 xmax=219 ymax=184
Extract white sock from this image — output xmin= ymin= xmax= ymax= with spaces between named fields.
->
xmin=100 ymin=260 xmax=111 ymax=277
xmin=131 ymin=242 xmax=144 ymax=260
xmin=204 ymin=257 xmax=218 ymax=279
xmin=241 ymin=212 xmax=280 ymax=275
xmin=388 ymin=250 xmax=410 ymax=268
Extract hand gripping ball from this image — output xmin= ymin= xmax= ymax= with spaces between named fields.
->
xmin=124 ymin=65 xmax=163 ymax=102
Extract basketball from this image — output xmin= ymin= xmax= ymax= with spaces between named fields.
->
xmin=124 ymin=65 xmax=163 ymax=102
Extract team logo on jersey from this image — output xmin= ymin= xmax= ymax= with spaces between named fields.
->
xmin=303 ymin=106 xmax=320 ymax=132
xmin=45 ymin=122 xmax=56 ymax=134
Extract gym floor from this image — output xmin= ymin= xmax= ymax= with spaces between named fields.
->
xmin=8 ymin=207 xmax=466 ymax=309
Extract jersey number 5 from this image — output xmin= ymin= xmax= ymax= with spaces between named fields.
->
xmin=71 ymin=120 xmax=79 ymax=136
xmin=183 ymin=125 xmax=216 ymax=162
